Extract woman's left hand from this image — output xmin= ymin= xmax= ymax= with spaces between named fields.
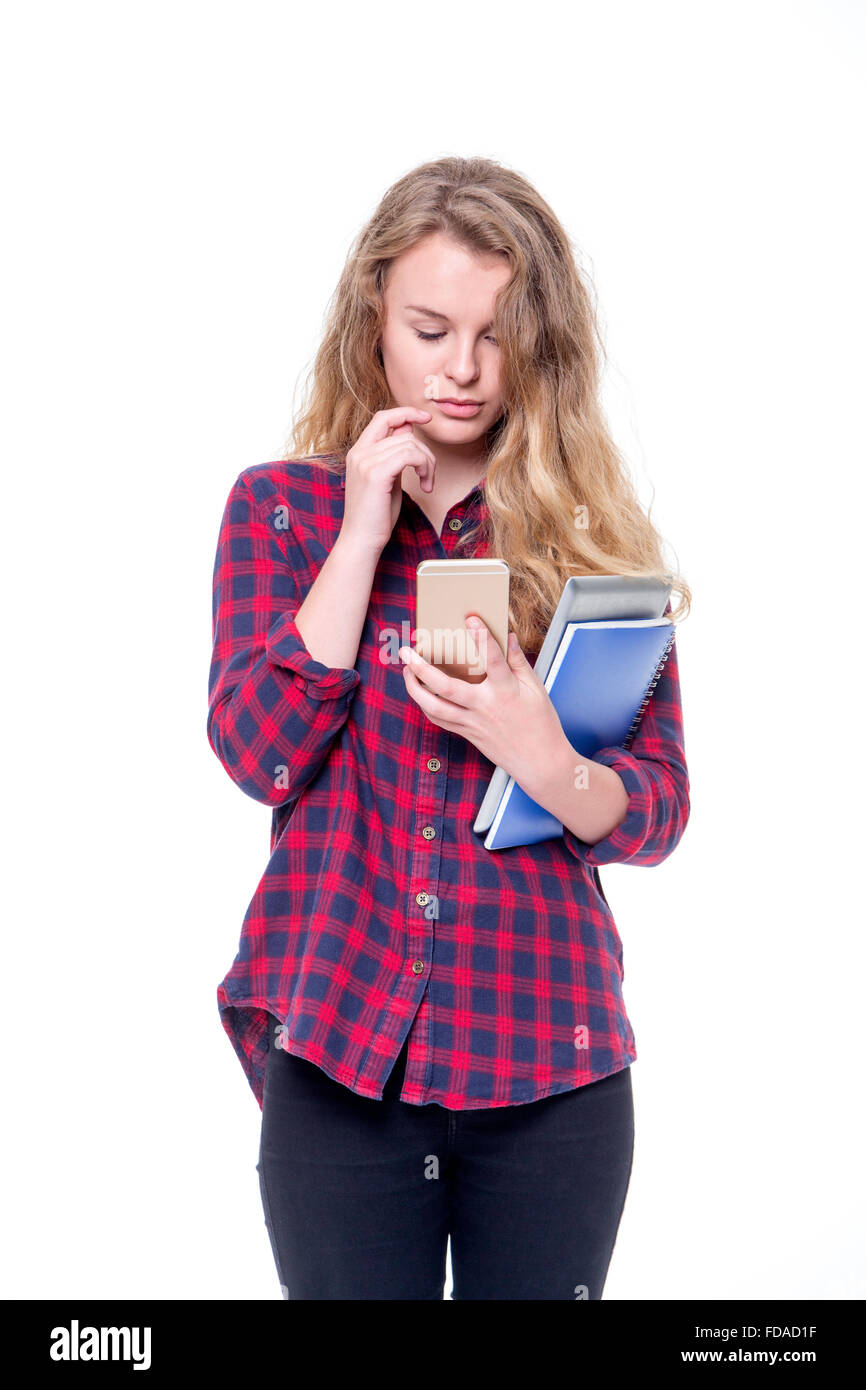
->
xmin=398 ymin=615 xmax=567 ymax=795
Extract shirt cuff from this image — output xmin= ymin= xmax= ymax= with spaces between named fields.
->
xmin=561 ymin=746 xmax=653 ymax=866
xmin=266 ymin=608 xmax=362 ymax=700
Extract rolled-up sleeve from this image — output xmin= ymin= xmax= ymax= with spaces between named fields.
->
xmin=562 ymin=620 xmax=690 ymax=868
xmin=265 ymin=607 xmax=362 ymax=699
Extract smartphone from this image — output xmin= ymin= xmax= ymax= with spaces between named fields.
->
xmin=415 ymin=559 xmax=510 ymax=683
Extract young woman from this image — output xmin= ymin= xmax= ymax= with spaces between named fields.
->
xmin=207 ymin=155 xmax=690 ymax=1300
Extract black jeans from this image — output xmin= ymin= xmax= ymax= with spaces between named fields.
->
xmin=257 ymin=1016 xmax=634 ymax=1300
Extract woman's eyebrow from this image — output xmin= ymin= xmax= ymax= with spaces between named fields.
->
xmin=404 ymin=303 xmax=494 ymax=330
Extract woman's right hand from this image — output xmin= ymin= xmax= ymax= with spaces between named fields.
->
xmin=339 ymin=406 xmax=437 ymax=553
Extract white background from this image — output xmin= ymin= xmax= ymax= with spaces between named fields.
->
xmin=3 ymin=0 xmax=863 ymax=1300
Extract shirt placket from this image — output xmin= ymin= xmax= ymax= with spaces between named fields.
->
xmin=402 ymin=494 xmax=480 ymax=1086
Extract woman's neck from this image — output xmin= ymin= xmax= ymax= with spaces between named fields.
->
xmin=400 ymin=459 xmax=486 ymax=536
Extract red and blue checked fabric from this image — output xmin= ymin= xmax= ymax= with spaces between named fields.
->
xmin=207 ymin=457 xmax=690 ymax=1110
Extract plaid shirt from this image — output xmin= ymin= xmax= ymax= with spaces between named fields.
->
xmin=207 ymin=457 xmax=690 ymax=1110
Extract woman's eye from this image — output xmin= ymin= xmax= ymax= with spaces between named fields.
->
xmin=414 ymin=330 xmax=499 ymax=345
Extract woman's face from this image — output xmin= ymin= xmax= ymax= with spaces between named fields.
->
xmin=378 ymin=232 xmax=511 ymax=454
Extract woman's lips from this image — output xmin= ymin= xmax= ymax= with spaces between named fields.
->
xmin=434 ymin=400 xmax=483 ymax=417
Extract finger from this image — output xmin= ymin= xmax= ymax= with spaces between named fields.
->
xmin=402 ymin=662 xmax=470 ymax=727
xmin=463 ymin=617 xmax=512 ymax=684
xmin=374 ymin=432 xmax=436 ymax=495
xmin=505 ymin=630 xmax=532 ymax=671
xmin=379 ymin=428 xmax=436 ymax=468
xmin=378 ymin=432 xmax=437 ymax=488
xmin=359 ymin=406 xmax=433 ymax=445
xmin=399 ymin=646 xmax=474 ymax=709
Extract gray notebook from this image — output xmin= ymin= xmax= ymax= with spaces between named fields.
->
xmin=473 ymin=574 xmax=673 ymax=835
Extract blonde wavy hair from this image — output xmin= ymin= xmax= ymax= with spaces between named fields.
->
xmin=284 ymin=155 xmax=690 ymax=654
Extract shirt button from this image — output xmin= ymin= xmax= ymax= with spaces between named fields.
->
xmin=422 ymin=825 xmax=436 ymax=840
xmin=415 ymin=891 xmax=430 ymax=906
xmin=412 ymin=960 xmax=425 ymax=975
xmin=448 ymin=518 xmax=462 ymax=531
xmin=426 ymin=757 xmax=441 ymax=772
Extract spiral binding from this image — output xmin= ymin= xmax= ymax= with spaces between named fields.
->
xmin=622 ymin=625 xmax=677 ymax=750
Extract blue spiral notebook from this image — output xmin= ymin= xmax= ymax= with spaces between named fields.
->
xmin=481 ymin=617 xmax=676 ymax=851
